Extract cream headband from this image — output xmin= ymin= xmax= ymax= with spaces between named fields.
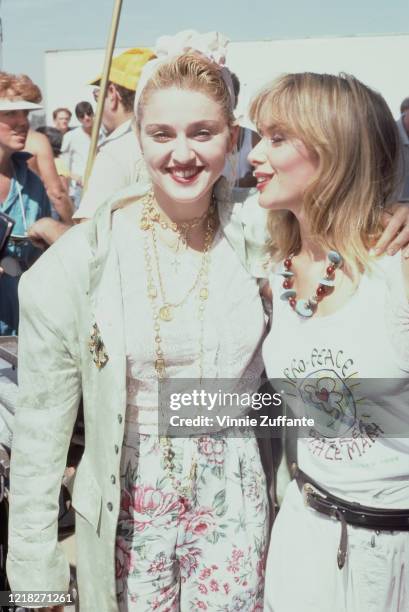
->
xmin=0 ymin=98 xmax=42 ymax=111
xmin=133 ymin=30 xmax=235 ymax=116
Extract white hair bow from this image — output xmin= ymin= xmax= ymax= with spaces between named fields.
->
xmin=155 ymin=30 xmax=229 ymax=65
xmin=134 ymin=30 xmax=235 ymax=116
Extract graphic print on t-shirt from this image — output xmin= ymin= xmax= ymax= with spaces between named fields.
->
xmin=280 ymin=347 xmax=384 ymax=461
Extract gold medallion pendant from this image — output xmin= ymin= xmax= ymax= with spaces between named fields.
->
xmin=159 ymin=304 xmax=173 ymax=321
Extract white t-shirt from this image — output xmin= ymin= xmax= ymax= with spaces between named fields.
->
xmin=263 ymin=253 xmax=409 ymax=508
xmin=60 ymin=126 xmax=91 ymax=180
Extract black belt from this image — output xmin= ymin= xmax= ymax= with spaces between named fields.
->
xmin=292 ymin=464 xmax=409 ymax=569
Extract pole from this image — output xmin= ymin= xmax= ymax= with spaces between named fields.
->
xmin=83 ymin=0 xmax=123 ymax=190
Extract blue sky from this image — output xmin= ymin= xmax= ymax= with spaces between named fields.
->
xmin=2 ymin=0 xmax=409 ymax=92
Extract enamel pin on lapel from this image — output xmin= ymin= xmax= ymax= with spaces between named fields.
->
xmin=88 ymin=323 xmax=109 ymax=369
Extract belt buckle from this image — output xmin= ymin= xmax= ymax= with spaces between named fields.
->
xmin=302 ymin=482 xmax=326 ymax=506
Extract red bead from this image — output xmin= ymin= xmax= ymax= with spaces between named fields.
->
xmin=283 ymin=279 xmax=292 ymax=289
xmin=284 ymin=258 xmax=292 ymax=269
xmin=326 ymin=264 xmax=336 ymax=275
xmin=316 ymin=285 xmax=326 ymax=297
xmin=289 ymin=297 xmax=297 ymax=308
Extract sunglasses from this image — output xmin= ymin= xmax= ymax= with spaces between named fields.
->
xmin=77 ymin=111 xmax=93 ymax=119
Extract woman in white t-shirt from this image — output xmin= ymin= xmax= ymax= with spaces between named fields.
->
xmin=248 ymin=73 xmax=409 ymax=612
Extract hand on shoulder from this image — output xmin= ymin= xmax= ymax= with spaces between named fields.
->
xmin=375 ymin=202 xmax=409 ymax=257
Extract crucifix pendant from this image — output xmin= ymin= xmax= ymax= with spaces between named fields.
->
xmin=171 ymin=257 xmax=180 ymax=273
xmin=175 ymin=233 xmax=187 ymax=253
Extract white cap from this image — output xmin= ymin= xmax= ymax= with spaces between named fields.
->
xmin=0 ymin=98 xmax=43 ymax=111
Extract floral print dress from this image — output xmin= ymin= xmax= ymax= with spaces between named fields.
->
xmin=116 ymin=429 xmax=268 ymax=611
xmin=113 ymin=205 xmax=269 ymax=611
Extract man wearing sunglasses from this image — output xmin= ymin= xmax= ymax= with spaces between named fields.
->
xmin=60 ymin=101 xmax=94 ymax=208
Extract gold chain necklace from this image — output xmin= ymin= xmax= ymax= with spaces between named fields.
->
xmin=141 ymin=193 xmax=216 ymax=325
xmin=140 ymin=190 xmax=217 ymax=498
xmin=141 ymin=193 xmax=212 ymax=236
xmin=141 ymin=193 xmax=214 ymax=272
xmin=150 ymin=221 xmax=213 ymax=321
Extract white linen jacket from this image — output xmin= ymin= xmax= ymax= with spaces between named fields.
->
xmin=6 ymin=181 xmax=268 ymax=611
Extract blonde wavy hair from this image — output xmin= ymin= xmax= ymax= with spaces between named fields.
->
xmin=136 ymin=53 xmax=235 ymax=128
xmin=249 ymin=72 xmax=400 ymax=269
xmin=0 ymin=71 xmax=42 ymax=103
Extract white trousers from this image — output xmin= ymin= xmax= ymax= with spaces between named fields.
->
xmin=264 ymin=480 xmax=409 ymax=612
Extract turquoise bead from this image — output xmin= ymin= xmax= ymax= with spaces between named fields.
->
xmin=320 ymin=277 xmax=335 ymax=287
xmin=295 ymin=299 xmax=314 ymax=317
xmin=280 ymin=290 xmax=296 ymax=301
xmin=328 ymin=250 xmax=343 ymax=266
xmin=278 ymin=270 xmax=294 ymax=278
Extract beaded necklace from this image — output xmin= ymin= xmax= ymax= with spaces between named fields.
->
xmin=279 ymin=250 xmax=343 ymax=317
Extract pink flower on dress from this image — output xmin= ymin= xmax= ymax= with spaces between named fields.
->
xmin=178 ymin=546 xmax=201 ymax=578
xmin=227 ymin=547 xmax=245 ymax=574
xmin=223 ymin=583 xmax=230 ymax=594
xmin=199 ymin=568 xmax=212 ymax=580
xmin=196 ymin=602 xmax=207 ymax=610
xmin=209 ymin=579 xmax=219 ymax=592
xmin=149 ymin=586 xmax=178 ymax=611
xmin=232 ymin=548 xmax=244 ymax=562
xmin=148 ymin=552 xmax=167 ymax=575
xmin=197 ymin=437 xmax=225 ymax=466
xmin=120 ymin=485 xmax=182 ymax=532
xmin=115 ymin=537 xmax=134 ymax=579
xmin=198 ymin=584 xmax=208 ymax=595
xmin=183 ymin=507 xmax=216 ymax=539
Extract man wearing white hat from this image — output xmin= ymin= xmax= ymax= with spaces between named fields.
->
xmin=0 ymin=71 xmax=51 ymax=335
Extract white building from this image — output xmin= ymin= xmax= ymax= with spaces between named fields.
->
xmin=45 ymin=33 xmax=409 ymax=125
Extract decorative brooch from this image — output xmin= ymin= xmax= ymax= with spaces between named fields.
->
xmin=88 ymin=323 xmax=109 ymax=369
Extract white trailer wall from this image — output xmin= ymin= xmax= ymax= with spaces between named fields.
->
xmin=45 ymin=33 xmax=409 ymax=125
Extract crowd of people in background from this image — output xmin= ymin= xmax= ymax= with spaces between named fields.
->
xmin=2 ymin=54 xmax=409 ymax=273
xmin=1 ymin=31 xmax=409 ymax=612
